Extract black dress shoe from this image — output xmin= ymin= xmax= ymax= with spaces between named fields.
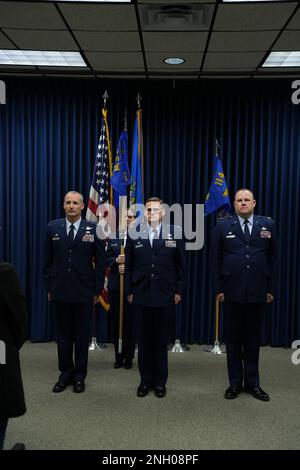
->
xmin=114 ymin=360 xmax=123 ymax=369
xmin=224 ymin=385 xmax=242 ymax=399
xmin=11 ymin=443 xmax=26 ymax=450
xmin=124 ymin=360 xmax=132 ymax=369
xmin=244 ymin=386 xmax=270 ymax=401
xmin=73 ymin=381 xmax=85 ymax=393
xmin=137 ymin=384 xmax=150 ymax=397
xmin=154 ymin=386 xmax=166 ymax=398
xmin=52 ymin=381 xmax=68 ymax=393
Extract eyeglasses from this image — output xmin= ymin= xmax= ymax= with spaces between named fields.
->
xmin=147 ymin=208 xmax=160 ymax=213
xmin=127 ymin=215 xmax=135 ymax=219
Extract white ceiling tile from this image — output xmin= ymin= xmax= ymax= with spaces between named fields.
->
xmin=201 ymin=75 xmax=251 ymax=79
xmin=148 ymin=75 xmax=199 ymax=79
xmin=208 ymin=31 xmax=279 ymax=52
xmin=138 ymin=0 xmax=216 ymax=3
xmin=286 ymin=8 xmax=300 ymax=29
xmin=84 ymin=51 xmax=144 ymax=70
xmin=0 ymin=1 xmax=66 ymax=29
xmin=273 ymin=30 xmax=300 ymax=50
xmin=96 ymin=74 xmax=147 ymax=78
xmin=3 ymin=30 xmax=78 ymax=51
xmin=204 ymin=52 xmax=264 ymax=70
xmin=143 ymin=32 xmax=208 ymax=52
xmin=0 ymin=31 xmax=16 ymax=49
xmin=74 ymin=31 xmax=141 ymax=51
xmin=59 ymin=4 xmax=138 ymax=31
xmin=44 ymin=73 xmax=95 ymax=78
xmin=214 ymin=3 xmax=297 ymax=31
xmin=0 ymin=64 xmax=36 ymax=70
xmin=0 ymin=0 xmax=298 ymax=78
xmin=0 ymin=72 xmax=43 ymax=77
xmin=257 ymin=66 xmax=300 ymax=72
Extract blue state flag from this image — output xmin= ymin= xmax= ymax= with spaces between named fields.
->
xmin=111 ymin=129 xmax=130 ymax=208
xmin=129 ymin=109 xmax=143 ymax=207
xmin=204 ymin=155 xmax=231 ymax=218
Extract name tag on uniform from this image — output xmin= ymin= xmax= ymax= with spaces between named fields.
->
xmin=82 ymin=234 xmax=94 ymax=242
xmin=52 ymin=234 xmax=60 ymax=241
xmin=165 ymin=240 xmax=176 ymax=248
xmin=226 ymin=235 xmax=235 ymax=239
xmin=260 ymin=230 xmax=271 ymax=238
xmin=135 ymin=242 xmax=143 ymax=249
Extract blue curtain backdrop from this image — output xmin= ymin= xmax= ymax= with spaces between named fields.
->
xmin=0 ymin=78 xmax=299 ymax=346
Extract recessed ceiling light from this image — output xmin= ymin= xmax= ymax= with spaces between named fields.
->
xmin=262 ymin=51 xmax=300 ymax=67
xmin=0 ymin=50 xmax=87 ymax=67
xmin=164 ymin=57 xmax=185 ymax=65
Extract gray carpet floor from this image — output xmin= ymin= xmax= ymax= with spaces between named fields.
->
xmin=4 ymin=343 xmax=300 ymax=450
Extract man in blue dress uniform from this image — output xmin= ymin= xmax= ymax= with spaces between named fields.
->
xmin=126 ymin=197 xmax=185 ymax=398
xmin=212 ymin=188 xmax=278 ymax=401
xmin=106 ymin=209 xmax=136 ymax=369
xmin=44 ymin=191 xmax=105 ymax=393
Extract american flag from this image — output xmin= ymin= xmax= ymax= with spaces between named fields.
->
xmin=86 ymin=108 xmax=112 ymax=222
xmin=87 ymin=107 xmax=112 ymax=311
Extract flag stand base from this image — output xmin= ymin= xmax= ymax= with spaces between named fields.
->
xmin=168 ymin=338 xmax=190 ymax=352
xmin=204 ymin=340 xmax=226 ymax=354
xmin=89 ymin=337 xmax=107 ymax=351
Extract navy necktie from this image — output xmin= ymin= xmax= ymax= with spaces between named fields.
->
xmin=243 ymin=219 xmax=250 ymax=242
xmin=68 ymin=224 xmax=75 ymax=244
xmin=152 ymin=228 xmax=159 ymax=249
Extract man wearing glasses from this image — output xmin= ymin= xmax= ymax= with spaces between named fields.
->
xmin=126 ymin=197 xmax=185 ymax=398
xmin=106 ymin=209 xmax=137 ymax=370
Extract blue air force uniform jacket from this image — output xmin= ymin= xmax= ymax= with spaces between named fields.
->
xmin=212 ymin=215 xmax=278 ymax=303
xmin=125 ymin=224 xmax=185 ymax=307
xmin=44 ymin=219 xmax=105 ymax=303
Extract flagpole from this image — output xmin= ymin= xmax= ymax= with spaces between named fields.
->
xmin=136 ymin=93 xmax=144 ymax=202
xmin=118 ymin=232 xmax=125 ymax=355
xmin=89 ymin=91 xmax=112 ymax=351
xmin=205 ymin=138 xmax=226 ymax=355
xmin=124 ymin=109 xmax=127 ymax=132
xmin=118 ymin=196 xmax=127 ymax=354
xmin=215 ymin=139 xmax=220 ymax=156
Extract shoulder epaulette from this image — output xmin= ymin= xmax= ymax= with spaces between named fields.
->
xmin=217 ymin=216 xmax=233 ymax=222
xmin=48 ymin=218 xmax=63 ymax=226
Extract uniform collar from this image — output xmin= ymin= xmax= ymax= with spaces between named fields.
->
xmin=237 ymin=214 xmax=254 ymax=227
xmin=66 ymin=218 xmax=81 ymax=232
xmin=147 ymin=223 xmax=162 ymax=236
